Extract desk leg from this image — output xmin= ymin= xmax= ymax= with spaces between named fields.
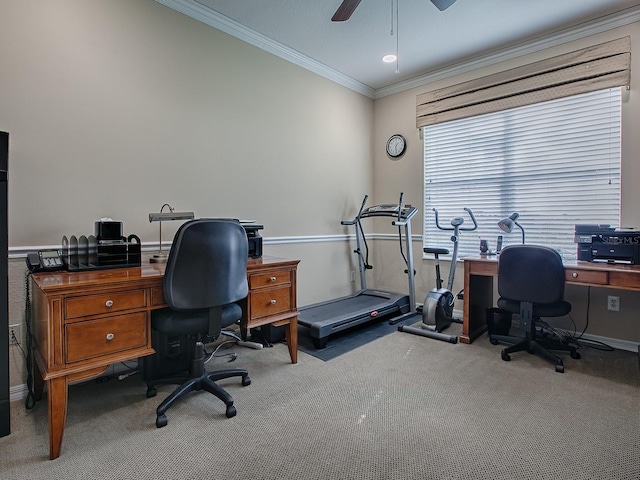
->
xmin=240 ymin=325 xmax=248 ymax=342
xmin=33 ymin=361 xmax=44 ymax=401
xmin=45 ymin=366 xmax=107 ymax=460
xmin=47 ymin=376 xmax=68 ymax=460
xmin=239 ymin=298 xmax=249 ymax=341
xmin=284 ymin=317 xmax=298 ymax=364
xmin=461 ymin=270 xmax=494 ymax=344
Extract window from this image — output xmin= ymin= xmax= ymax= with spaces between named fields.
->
xmin=423 ymin=88 xmax=621 ymax=261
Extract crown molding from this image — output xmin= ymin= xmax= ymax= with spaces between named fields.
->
xmin=156 ymin=1 xmax=639 ymax=100
xmin=154 ymin=0 xmax=376 ymax=98
xmin=375 ymin=5 xmax=640 ymax=99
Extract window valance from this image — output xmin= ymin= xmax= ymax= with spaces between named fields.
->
xmin=416 ymin=36 xmax=630 ymax=128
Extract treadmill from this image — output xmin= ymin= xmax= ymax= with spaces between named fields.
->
xmin=298 ymin=194 xmax=420 ymax=348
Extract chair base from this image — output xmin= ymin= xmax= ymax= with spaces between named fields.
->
xmin=490 ymin=333 xmax=581 ymax=373
xmin=146 ymin=341 xmax=250 ymax=427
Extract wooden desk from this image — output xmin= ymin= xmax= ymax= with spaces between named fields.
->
xmin=30 ymin=255 xmax=299 ymax=460
xmin=462 ymin=255 xmax=640 ymax=344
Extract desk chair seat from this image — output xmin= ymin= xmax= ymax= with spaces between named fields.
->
xmin=490 ymin=244 xmax=580 ymax=373
xmin=144 ymin=219 xmax=251 ymax=428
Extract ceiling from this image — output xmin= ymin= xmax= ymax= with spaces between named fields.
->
xmin=157 ymin=0 xmax=640 ymax=98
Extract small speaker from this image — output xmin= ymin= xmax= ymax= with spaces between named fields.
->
xmin=95 ymin=221 xmax=123 ymax=242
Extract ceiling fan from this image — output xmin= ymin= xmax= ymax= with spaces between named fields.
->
xmin=332 ymin=0 xmax=457 ymax=22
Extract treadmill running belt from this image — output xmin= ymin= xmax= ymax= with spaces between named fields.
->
xmin=297 ymin=312 xmax=419 ymax=361
xmin=298 ymin=290 xmax=411 ymax=349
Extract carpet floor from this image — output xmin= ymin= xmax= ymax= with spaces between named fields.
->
xmin=1 ymin=323 xmax=638 ymax=480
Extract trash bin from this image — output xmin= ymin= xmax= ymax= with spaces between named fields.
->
xmin=485 ymin=307 xmax=512 ymax=336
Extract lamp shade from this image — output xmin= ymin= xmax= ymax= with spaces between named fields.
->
xmin=149 ymin=211 xmax=194 ymax=222
xmin=498 ymin=213 xmax=520 ymax=233
xmin=148 ymin=204 xmax=195 ymax=263
xmin=498 ymin=212 xmax=525 ymax=244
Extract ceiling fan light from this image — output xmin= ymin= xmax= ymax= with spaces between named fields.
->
xmin=382 ymin=54 xmax=397 ymax=63
xmin=431 ymin=0 xmax=457 ymax=11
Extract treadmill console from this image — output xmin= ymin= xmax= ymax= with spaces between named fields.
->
xmin=360 ymin=204 xmax=417 ymax=220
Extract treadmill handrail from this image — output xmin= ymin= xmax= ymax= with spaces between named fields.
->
xmin=341 ymin=194 xmax=369 ymax=226
xmin=360 ymin=205 xmax=418 ymax=221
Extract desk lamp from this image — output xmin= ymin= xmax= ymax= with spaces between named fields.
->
xmin=148 ymin=204 xmax=194 ymax=263
xmin=498 ymin=212 xmax=525 ymax=244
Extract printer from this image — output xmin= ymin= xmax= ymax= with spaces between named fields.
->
xmin=574 ymin=224 xmax=640 ymax=264
xmin=242 ymin=223 xmax=263 ymax=258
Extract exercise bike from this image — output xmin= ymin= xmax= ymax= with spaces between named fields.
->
xmin=399 ymin=207 xmax=477 ymax=343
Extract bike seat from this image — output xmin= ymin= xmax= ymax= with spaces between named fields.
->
xmin=423 ymin=247 xmax=450 ymax=256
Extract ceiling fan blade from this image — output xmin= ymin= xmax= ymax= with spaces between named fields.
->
xmin=332 ymin=0 xmax=362 ymax=22
xmin=430 ymin=0 xmax=457 ymax=11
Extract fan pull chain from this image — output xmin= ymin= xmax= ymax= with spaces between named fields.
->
xmin=395 ymin=0 xmax=400 ymax=74
xmin=390 ymin=0 xmax=394 ymax=35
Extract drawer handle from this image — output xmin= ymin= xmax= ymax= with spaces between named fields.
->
xmin=105 ymin=299 xmax=114 ymax=307
xmin=270 ymin=299 xmax=277 ymax=305
xmin=106 ymin=333 xmax=115 ymax=341
xmin=270 ymin=276 xmax=277 ymax=282
xmin=572 ymin=272 xmax=578 ymax=278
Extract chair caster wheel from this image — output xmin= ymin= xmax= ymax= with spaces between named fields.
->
xmin=226 ymin=405 xmax=237 ymax=418
xmin=146 ymin=386 xmax=157 ymax=398
xmin=156 ymin=415 xmax=167 ymax=428
xmin=490 ymin=337 xmax=499 ymax=345
xmin=242 ymin=376 xmax=251 ymax=387
xmin=571 ymin=351 xmax=581 ymax=359
xmin=501 ymin=351 xmax=511 ymax=362
xmin=555 ymin=364 xmax=565 ymax=373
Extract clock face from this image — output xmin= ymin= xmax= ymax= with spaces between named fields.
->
xmin=386 ymin=134 xmax=406 ymax=158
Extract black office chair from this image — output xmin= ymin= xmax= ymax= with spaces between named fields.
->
xmin=145 ymin=219 xmax=251 ymax=428
xmin=490 ymin=244 xmax=580 ymax=373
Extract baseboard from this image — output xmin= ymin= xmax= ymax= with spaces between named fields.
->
xmin=430 ymin=307 xmax=638 ymax=353
xmin=559 ymin=330 xmax=639 ymax=352
xmin=10 ymin=361 xmax=138 ymax=403
xmin=10 ymin=384 xmax=28 ymax=403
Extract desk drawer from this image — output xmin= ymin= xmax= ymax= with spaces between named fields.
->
xmin=609 ymin=271 xmax=640 ymax=289
xmin=65 ymin=312 xmax=148 ymax=363
xmin=150 ymin=287 xmax=165 ymax=307
xmin=65 ymin=289 xmax=147 ymax=319
xmin=249 ymin=270 xmax=291 ymax=290
xmin=250 ymin=287 xmax=291 ymax=319
xmin=565 ymin=269 xmax=608 ymax=285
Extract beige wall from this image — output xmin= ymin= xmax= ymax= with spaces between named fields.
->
xmin=2 ymin=0 xmax=373 ymax=245
xmin=0 ymin=0 xmax=377 ymax=300
xmin=1 ymin=0 xmax=373 ymax=389
xmin=372 ymin=23 xmax=640 ymax=344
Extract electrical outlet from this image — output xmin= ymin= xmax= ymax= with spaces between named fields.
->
xmin=350 ymin=271 xmax=356 ymax=282
xmin=607 ymin=295 xmax=620 ymax=312
xmin=9 ymin=324 xmax=21 ymax=345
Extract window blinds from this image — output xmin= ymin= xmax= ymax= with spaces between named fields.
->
xmin=423 ymin=88 xmax=621 ymax=260
xmin=416 ymin=37 xmax=630 ymax=129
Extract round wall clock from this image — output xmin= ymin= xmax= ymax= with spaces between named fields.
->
xmin=386 ymin=134 xmax=406 ymax=158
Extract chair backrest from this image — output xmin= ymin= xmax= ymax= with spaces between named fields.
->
xmin=163 ymin=219 xmax=249 ymax=311
xmin=498 ymin=244 xmax=565 ymax=305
